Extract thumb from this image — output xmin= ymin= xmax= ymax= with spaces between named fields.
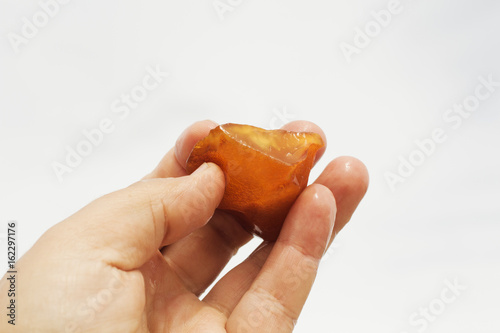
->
xmin=50 ymin=163 xmax=225 ymax=270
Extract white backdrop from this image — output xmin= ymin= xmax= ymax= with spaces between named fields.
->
xmin=1 ymin=0 xmax=499 ymax=332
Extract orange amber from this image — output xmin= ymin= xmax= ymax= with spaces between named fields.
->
xmin=186 ymin=123 xmax=324 ymax=241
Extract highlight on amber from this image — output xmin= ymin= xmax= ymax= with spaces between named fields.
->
xmin=186 ymin=123 xmax=324 ymax=241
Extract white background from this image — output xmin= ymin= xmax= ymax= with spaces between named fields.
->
xmin=1 ymin=0 xmax=499 ymax=332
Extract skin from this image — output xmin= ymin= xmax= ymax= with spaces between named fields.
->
xmin=0 ymin=120 xmax=369 ymax=332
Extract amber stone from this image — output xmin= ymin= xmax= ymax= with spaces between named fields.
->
xmin=186 ymin=123 xmax=324 ymax=241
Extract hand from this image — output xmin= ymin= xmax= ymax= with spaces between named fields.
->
xmin=0 ymin=120 xmax=368 ymax=333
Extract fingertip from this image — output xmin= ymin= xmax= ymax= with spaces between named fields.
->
xmin=278 ymin=183 xmax=337 ymax=259
xmin=190 ymin=162 xmax=226 ymax=203
xmin=330 ymin=156 xmax=370 ymax=198
xmin=306 ymin=183 xmax=337 ymax=220
xmin=159 ymin=163 xmax=226 ymax=247
xmin=175 ymin=120 xmax=219 ymax=169
xmin=281 ymin=120 xmax=327 ymax=163
xmin=204 ymin=162 xmax=226 ymax=185
xmin=302 ymin=183 xmax=337 ymax=239
xmin=314 ymin=156 xmax=369 ymax=236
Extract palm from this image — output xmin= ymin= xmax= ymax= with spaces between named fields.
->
xmin=138 ymin=251 xmax=228 ymax=332
xmin=85 ymin=208 xmax=303 ymax=332
xmin=132 ymin=210 xmax=259 ymax=332
xmin=62 ymin=210 xmax=254 ymax=332
xmin=35 ymin=245 xmax=226 ymax=332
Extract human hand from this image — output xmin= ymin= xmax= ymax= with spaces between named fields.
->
xmin=0 ymin=120 xmax=368 ymax=332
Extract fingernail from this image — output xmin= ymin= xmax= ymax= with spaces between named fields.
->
xmin=174 ymin=128 xmax=189 ymax=167
xmin=174 ymin=141 xmax=184 ymax=167
xmin=192 ymin=162 xmax=209 ymax=175
xmin=251 ymin=241 xmax=270 ymax=255
xmin=322 ymin=191 xmax=336 ymax=256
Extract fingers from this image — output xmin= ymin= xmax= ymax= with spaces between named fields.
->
xmin=161 ymin=120 xmax=327 ymax=295
xmin=203 ymin=242 xmax=273 ymax=317
xmin=281 ymin=125 xmax=369 ymax=237
xmin=161 ymin=211 xmax=253 ymax=295
xmin=49 ymin=163 xmax=225 ymax=270
xmin=143 ymin=120 xmax=218 ymax=180
xmin=203 ymin=156 xmax=369 ymax=318
xmin=226 ymin=184 xmax=336 ymax=332
xmin=314 ymin=156 xmax=369 ymax=243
